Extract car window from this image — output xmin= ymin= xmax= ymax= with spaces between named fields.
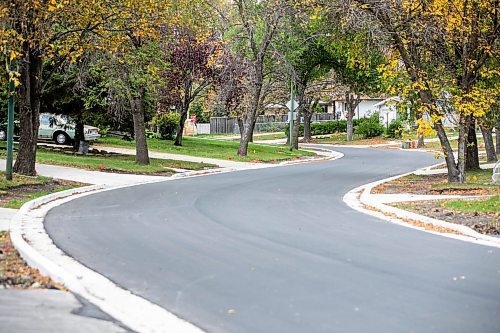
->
xmin=40 ymin=115 xmax=51 ymax=126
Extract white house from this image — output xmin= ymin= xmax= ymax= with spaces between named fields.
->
xmin=322 ymin=96 xmax=388 ymax=120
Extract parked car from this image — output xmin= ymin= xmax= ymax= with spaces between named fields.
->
xmin=0 ymin=113 xmax=100 ymax=145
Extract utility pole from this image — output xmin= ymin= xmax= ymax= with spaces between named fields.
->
xmin=6 ymin=67 xmax=15 ymax=181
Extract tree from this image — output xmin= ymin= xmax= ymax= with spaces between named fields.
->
xmin=158 ymin=29 xmax=222 ymax=146
xmin=232 ymin=0 xmax=286 ymax=156
xmin=350 ymin=0 xmax=499 ymax=183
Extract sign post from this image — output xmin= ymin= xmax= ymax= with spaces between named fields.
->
xmin=286 ymin=86 xmax=299 ymax=151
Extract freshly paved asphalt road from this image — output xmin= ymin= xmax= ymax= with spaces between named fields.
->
xmin=45 ymin=147 xmax=500 ymax=333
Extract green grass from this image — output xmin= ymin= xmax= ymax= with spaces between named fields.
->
xmin=0 ymin=147 xmax=216 ymax=174
xmin=250 ymin=132 xmax=287 ymax=141
xmin=95 ymin=136 xmax=314 ymax=162
xmin=441 ymin=196 xmax=499 ymax=213
xmin=35 ymin=149 xmax=214 ymax=174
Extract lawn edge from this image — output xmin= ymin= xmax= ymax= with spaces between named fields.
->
xmin=343 ymin=164 xmax=500 ymax=249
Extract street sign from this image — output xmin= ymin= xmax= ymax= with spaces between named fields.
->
xmin=286 ymin=99 xmax=299 ymax=111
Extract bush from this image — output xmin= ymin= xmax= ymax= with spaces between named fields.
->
xmin=153 ymin=112 xmax=180 ymax=140
xmin=355 ymin=113 xmax=385 ymax=139
xmin=386 ymin=119 xmax=404 ymax=138
xmin=285 ymin=120 xmax=351 ymax=137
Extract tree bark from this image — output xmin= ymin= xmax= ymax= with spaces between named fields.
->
xmin=238 ymin=61 xmax=263 ymax=156
xmin=479 ymin=122 xmax=497 ymax=163
xmin=237 ymin=117 xmax=244 ymax=141
xmin=303 ymin=112 xmax=313 ymax=143
xmin=175 ymin=106 xmax=188 ymax=146
xmin=73 ymin=111 xmax=85 ymax=151
xmin=496 ymin=122 xmax=500 ymax=155
xmin=291 ymin=84 xmax=306 ymax=149
xmin=345 ymin=92 xmax=360 ymax=141
xmin=131 ymin=87 xmax=149 ymax=165
xmin=465 ymin=116 xmax=480 ymax=170
xmin=13 ymin=50 xmax=42 ymax=176
xmin=416 ymin=112 xmax=425 ymax=148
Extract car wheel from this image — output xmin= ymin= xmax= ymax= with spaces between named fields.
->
xmin=54 ymin=132 xmax=70 ymax=145
xmin=0 ymin=130 xmax=6 ymax=141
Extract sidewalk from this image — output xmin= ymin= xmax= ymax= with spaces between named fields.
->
xmin=95 ymin=146 xmax=266 ymax=170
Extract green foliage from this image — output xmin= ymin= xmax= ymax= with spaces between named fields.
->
xmin=152 ymin=112 xmax=180 ymax=140
xmin=285 ymin=119 xmax=367 ymax=137
xmin=189 ymin=102 xmax=210 ymax=123
xmin=386 ymin=119 xmax=404 ymax=138
xmin=355 ymin=113 xmax=385 ymax=139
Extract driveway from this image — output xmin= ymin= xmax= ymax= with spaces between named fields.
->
xmin=45 ymin=147 xmax=500 ymax=333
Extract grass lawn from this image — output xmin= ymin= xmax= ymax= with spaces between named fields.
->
xmin=95 ymin=136 xmax=314 ymax=162
xmin=441 ymin=196 xmax=499 ymax=213
xmin=251 ymin=132 xmax=288 ymax=141
xmin=0 ymin=171 xmax=81 ymax=209
xmin=0 ymin=144 xmax=216 ymax=175
xmin=35 ymin=148 xmax=215 ymax=174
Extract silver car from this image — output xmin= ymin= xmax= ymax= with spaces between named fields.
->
xmin=0 ymin=113 xmax=100 ymax=145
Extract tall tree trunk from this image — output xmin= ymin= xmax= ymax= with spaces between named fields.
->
xmin=465 ymin=116 xmax=480 ymax=170
xmin=435 ymin=120 xmax=463 ymax=183
xmin=303 ymin=112 xmax=313 ymax=143
xmin=73 ymin=111 xmax=85 ymax=151
xmin=479 ymin=122 xmax=497 ymax=163
xmin=131 ymin=87 xmax=149 ymax=165
xmin=416 ymin=112 xmax=425 ymax=148
xmin=345 ymin=92 xmax=360 ymax=141
xmin=238 ymin=62 xmax=263 ymax=156
xmin=237 ymin=117 xmax=244 ymax=140
xmin=291 ymin=85 xmax=306 ymax=149
xmin=496 ymin=122 xmax=500 ymax=155
xmin=13 ymin=50 xmax=42 ymax=176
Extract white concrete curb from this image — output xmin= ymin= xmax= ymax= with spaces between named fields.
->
xmin=10 ymin=182 xmax=206 ymax=333
xmin=8 ymin=149 xmax=343 ymax=333
xmin=343 ymin=165 xmax=500 ymax=248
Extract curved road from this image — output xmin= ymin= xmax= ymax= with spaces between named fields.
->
xmin=46 ymin=147 xmax=500 ymax=333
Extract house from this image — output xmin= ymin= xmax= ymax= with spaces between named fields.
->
xmin=322 ymin=96 xmax=388 ymax=121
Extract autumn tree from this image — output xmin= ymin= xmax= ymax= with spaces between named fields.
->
xmin=157 ymin=30 xmax=222 ymax=146
xmin=349 ymin=0 xmax=499 ymax=183
xmin=231 ymin=0 xmax=287 ymax=156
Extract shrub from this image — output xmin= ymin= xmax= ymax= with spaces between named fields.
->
xmin=153 ymin=112 xmax=180 ymax=140
xmin=355 ymin=113 xmax=385 ymax=138
xmin=285 ymin=120 xmax=349 ymax=137
xmin=386 ymin=119 xmax=404 ymax=138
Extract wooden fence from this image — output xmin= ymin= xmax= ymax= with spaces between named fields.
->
xmin=209 ymin=113 xmax=337 ymax=134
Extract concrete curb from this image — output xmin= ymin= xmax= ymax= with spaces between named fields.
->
xmin=343 ymin=165 xmax=500 ymax=249
xmin=8 ymin=149 xmax=343 ymax=333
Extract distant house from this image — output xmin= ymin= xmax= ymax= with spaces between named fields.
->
xmin=322 ymin=96 xmax=389 ymax=121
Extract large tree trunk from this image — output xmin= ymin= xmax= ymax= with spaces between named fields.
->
xmin=13 ymin=50 xmax=42 ymax=176
xmin=291 ymin=85 xmax=306 ymax=149
xmin=495 ymin=122 xmax=500 ymax=155
xmin=237 ymin=117 xmax=244 ymax=140
xmin=345 ymin=92 xmax=360 ymax=141
xmin=238 ymin=62 xmax=263 ymax=156
xmin=479 ymin=122 xmax=497 ymax=163
xmin=175 ymin=103 xmax=189 ymax=146
xmin=465 ymin=116 xmax=480 ymax=170
xmin=131 ymin=87 xmax=149 ymax=165
xmin=416 ymin=112 xmax=425 ymax=148
xmin=435 ymin=119 xmax=463 ymax=183
xmin=303 ymin=112 xmax=313 ymax=143
xmin=73 ymin=111 xmax=85 ymax=151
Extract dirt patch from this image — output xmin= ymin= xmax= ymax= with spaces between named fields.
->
xmin=0 ymin=232 xmax=64 ymax=289
xmin=392 ymin=201 xmax=500 ymax=236
xmin=0 ymin=179 xmax=85 ymax=208
xmin=373 ymin=173 xmax=498 ymax=196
